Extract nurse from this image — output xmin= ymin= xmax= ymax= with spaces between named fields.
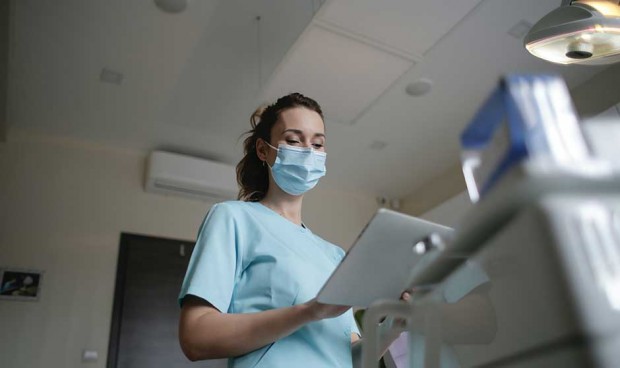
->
xmin=178 ymin=93 xmax=363 ymax=367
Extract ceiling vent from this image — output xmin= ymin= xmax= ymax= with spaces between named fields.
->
xmin=145 ymin=151 xmax=238 ymax=201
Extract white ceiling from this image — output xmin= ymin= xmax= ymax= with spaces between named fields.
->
xmin=8 ymin=0 xmax=610 ymax=199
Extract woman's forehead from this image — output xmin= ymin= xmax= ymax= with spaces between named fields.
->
xmin=275 ymin=107 xmax=325 ymax=134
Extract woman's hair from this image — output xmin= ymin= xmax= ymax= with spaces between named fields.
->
xmin=237 ymin=92 xmax=324 ymax=202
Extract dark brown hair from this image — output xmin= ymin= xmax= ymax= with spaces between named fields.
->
xmin=236 ymin=93 xmax=324 ymax=201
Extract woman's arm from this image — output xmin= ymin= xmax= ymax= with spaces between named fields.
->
xmin=179 ymin=295 xmax=350 ymax=361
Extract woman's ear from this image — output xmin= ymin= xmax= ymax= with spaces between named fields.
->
xmin=256 ymin=138 xmax=268 ymax=162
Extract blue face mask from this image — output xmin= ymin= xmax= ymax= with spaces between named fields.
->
xmin=265 ymin=142 xmax=327 ymax=195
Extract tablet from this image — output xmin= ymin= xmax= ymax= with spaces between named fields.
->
xmin=316 ymin=208 xmax=453 ymax=307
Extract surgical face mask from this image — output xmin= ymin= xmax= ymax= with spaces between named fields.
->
xmin=265 ymin=142 xmax=327 ymax=195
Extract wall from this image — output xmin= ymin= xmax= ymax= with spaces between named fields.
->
xmin=418 ymin=191 xmax=472 ymax=228
xmin=0 ymin=0 xmax=9 ymax=143
xmin=401 ymin=190 xmax=473 ymax=229
xmin=399 ymin=165 xmax=466 ymax=217
xmin=0 ymin=129 xmax=378 ymax=368
xmin=571 ymin=63 xmax=620 ymax=119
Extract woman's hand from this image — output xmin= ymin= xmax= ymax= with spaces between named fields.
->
xmin=391 ymin=290 xmax=412 ymax=331
xmin=401 ymin=290 xmax=412 ymax=302
xmin=304 ymin=298 xmax=350 ymax=321
xmin=180 ymin=296 xmax=351 ymax=361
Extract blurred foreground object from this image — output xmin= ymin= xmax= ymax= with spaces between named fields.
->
xmin=362 ymin=74 xmax=620 ymax=368
xmin=459 ymin=74 xmax=619 ymax=203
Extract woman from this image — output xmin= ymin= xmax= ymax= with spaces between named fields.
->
xmin=178 ymin=93 xmax=363 ymax=367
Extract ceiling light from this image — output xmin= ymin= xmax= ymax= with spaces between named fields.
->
xmin=154 ymin=0 xmax=188 ymax=14
xmin=99 ymin=68 xmax=124 ymax=85
xmin=524 ymin=0 xmax=620 ymax=65
xmin=405 ymin=78 xmax=433 ymax=97
xmin=369 ymin=140 xmax=387 ymax=150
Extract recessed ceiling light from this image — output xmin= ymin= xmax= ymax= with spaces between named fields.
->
xmin=154 ymin=0 xmax=188 ymax=14
xmin=369 ymin=140 xmax=387 ymax=150
xmin=99 ymin=68 xmax=124 ymax=85
xmin=508 ymin=20 xmax=533 ymax=40
xmin=405 ymin=78 xmax=433 ymax=97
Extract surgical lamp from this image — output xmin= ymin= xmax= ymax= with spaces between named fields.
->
xmin=525 ymin=0 xmax=620 ymax=65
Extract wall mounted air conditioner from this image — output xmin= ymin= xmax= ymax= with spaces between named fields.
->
xmin=145 ymin=151 xmax=238 ymax=201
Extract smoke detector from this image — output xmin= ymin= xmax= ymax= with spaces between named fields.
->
xmin=154 ymin=0 xmax=188 ymax=14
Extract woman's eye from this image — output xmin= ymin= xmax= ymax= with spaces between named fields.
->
xmin=286 ymin=140 xmax=300 ymax=144
xmin=312 ymin=143 xmax=324 ymax=148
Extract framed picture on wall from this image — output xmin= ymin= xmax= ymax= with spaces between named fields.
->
xmin=0 ymin=268 xmax=44 ymax=301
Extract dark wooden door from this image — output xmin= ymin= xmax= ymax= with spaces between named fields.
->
xmin=108 ymin=233 xmax=226 ymax=368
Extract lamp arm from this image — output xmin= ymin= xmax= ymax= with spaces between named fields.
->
xmin=564 ymin=0 xmax=620 ymax=7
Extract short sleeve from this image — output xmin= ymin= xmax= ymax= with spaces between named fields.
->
xmin=178 ymin=203 xmax=240 ymax=313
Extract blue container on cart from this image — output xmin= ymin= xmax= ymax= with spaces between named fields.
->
xmin=460 ymin=74 xmax=590 ymax=202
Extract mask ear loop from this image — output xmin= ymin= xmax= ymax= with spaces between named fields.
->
xmin=261 ymin=138 xmax=280 ymax=169
xmin=259 ymin=138 xmax=276 ymax=168
xmin=264 ymin=141 xmax=279 ymax=152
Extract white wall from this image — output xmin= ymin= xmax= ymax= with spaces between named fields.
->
xmin=0 ymin=129 xmax=378 ymax=368
xmin=418 ymin=191 xmax=472 ymax=229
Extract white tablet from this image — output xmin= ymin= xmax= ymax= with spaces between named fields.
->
xmin=316 ymin=208 xmax=453 ymax=307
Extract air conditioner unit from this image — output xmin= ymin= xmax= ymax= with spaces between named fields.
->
xmin=145 ymin=151 xmax=238 ymax=201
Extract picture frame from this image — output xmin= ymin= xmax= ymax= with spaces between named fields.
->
xmin=0 ymin=268 xmax=44 ymax=301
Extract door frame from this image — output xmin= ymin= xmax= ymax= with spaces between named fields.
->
xmin=106 ymin=232 xmax=193 ymax=368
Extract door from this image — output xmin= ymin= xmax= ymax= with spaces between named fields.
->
xmin=107 ymin=233 xmax=226 ymax=368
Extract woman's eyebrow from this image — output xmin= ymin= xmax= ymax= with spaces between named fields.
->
xmin=282 ymin=129 xmax=326 ymax=138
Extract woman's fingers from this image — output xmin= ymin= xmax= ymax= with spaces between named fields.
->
xmin=393 ymin=289 xmax=415 ymax=330
xmin=305 ymin=298 xmax=350 ymax=321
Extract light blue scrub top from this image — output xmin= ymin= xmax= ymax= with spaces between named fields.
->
xmin=179 ymin=201 xmax=359 ymax=368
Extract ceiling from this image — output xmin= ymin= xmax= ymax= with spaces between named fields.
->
xmin=7 ymin=0 xmax=610 ymax=199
